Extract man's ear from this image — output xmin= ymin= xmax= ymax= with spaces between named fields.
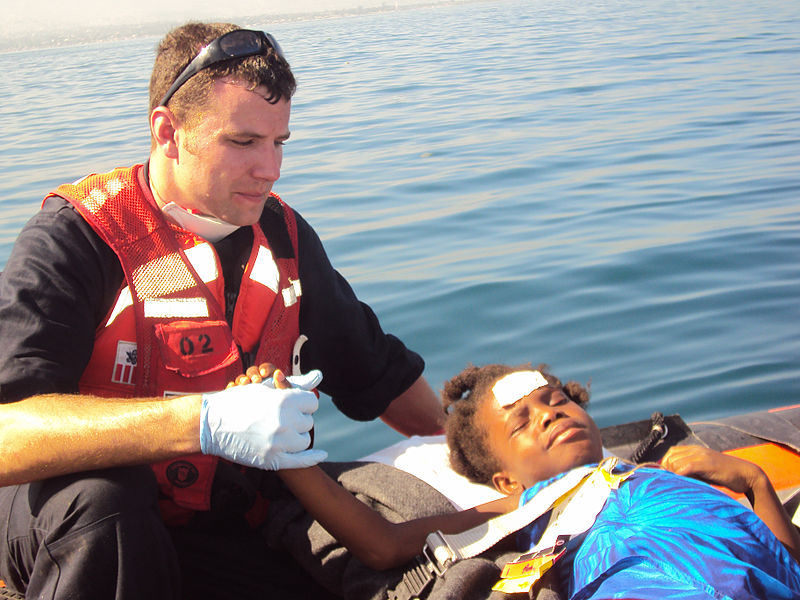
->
xmin=492 ymin=470 xmax=523 ymax=496
xmin=150 ymin=106 xmax=180 ymax=159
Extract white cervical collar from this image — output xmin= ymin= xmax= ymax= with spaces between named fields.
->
xmin=161 ymin=202 xmax=240 ymax=243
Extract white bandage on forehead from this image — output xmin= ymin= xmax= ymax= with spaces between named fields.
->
xmin=492 ymin=370 xmax=549 ymax=408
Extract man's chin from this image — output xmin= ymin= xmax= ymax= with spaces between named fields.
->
xmin=222 ymin=208 xmax=265 ymax=227
xmin=227 ymin=217 xmax=260 ymax=227
xmin=225 ymin=199 xmax=268 ymax=226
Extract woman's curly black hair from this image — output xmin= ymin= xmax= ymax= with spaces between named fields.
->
xmin=442 ymin=363 xmax=590 ymax=486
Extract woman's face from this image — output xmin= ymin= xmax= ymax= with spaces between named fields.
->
xmin=480 ymin=372 xmax=604 ymax=492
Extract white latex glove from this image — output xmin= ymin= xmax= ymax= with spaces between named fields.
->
xmin=199 ymin=370 xmax=327 ymax=470
xmin=263 ymin=370 xmax=323 ymax=392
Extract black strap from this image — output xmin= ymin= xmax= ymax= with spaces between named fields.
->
xmin=630 ymin=412 xmax=668 ymax=463
xmin=388 ymin=555 xmax=437 ymax=600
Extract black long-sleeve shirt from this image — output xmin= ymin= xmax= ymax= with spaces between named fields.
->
xmin=0 ymin=190 xmax=423 ymax=421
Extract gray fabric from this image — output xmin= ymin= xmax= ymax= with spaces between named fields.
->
xmin=263 ymin=461 xmax=564 ymax=600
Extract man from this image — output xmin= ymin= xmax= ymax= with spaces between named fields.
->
xmin=0 ymin=22 xmax=444 ymax=598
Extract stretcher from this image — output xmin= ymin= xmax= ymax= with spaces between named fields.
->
xmin=3 ymin=405 xmax=800 ymax=599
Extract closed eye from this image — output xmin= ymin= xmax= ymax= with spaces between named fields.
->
xmin=510 ymin=418 xmax=529 ymax=436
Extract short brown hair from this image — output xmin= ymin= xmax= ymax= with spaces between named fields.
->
xmin=443 ymin=363 xmax=591 ymax=485
xmin=149 ymin=22 xmax=296 ymax=124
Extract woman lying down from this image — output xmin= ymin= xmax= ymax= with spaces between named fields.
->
xmin=234 ymin=362 xmax=800 ymax=599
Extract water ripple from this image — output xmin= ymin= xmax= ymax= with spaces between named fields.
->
xmin=1 ymin=0 xmax=799 ymax=458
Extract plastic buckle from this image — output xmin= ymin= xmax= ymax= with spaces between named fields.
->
xmin=422 ymin=530 xmax=457 ymax=576
xmin=388 ymin=531 xmax=457 ymax=600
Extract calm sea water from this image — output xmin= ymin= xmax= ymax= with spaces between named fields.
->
xmin=1 ymin=0 xmax=798 ymax=460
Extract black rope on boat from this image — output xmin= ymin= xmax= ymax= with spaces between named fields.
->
xmin=630 ymin=412 xmax=668 ymax=463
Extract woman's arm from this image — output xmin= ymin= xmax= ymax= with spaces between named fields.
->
xmin=661 ymin=445 xmax=800 ymax=563
xmin=268 ymin=368 xmax=516 ymax=570
xmin=279 ymin=466 xmax=517 ymax=570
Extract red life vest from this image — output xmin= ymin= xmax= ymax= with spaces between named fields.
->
xmin=49 ymin=164 xmax=302 ymax=524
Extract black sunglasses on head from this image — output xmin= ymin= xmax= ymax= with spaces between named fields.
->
xmin=159 ymin=29 xmax=285 ymax=107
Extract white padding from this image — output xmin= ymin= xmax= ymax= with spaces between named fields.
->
xmin=361 ymin=436 xmax=503 ymax=510
xmin=361 ymin=435 xmax=616 ymax=510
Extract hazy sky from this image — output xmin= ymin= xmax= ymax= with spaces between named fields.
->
xmin=4 ymin=0 xmax=418 ymax=39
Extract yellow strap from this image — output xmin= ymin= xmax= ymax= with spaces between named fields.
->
xmin=492 ymin=552 xmax=562 ymax=594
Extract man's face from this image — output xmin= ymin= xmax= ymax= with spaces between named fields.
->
xmin=172 ymin=79 xmax=291 ymax=226
xmin=481 ymin=381 xmax=604 ymax=491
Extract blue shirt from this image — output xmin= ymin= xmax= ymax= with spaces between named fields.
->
xmin=519 ymin=464 xmax=800 ymax=599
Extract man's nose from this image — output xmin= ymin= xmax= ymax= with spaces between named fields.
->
xmin=252 ymin=146 xmax=282 ymax=181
